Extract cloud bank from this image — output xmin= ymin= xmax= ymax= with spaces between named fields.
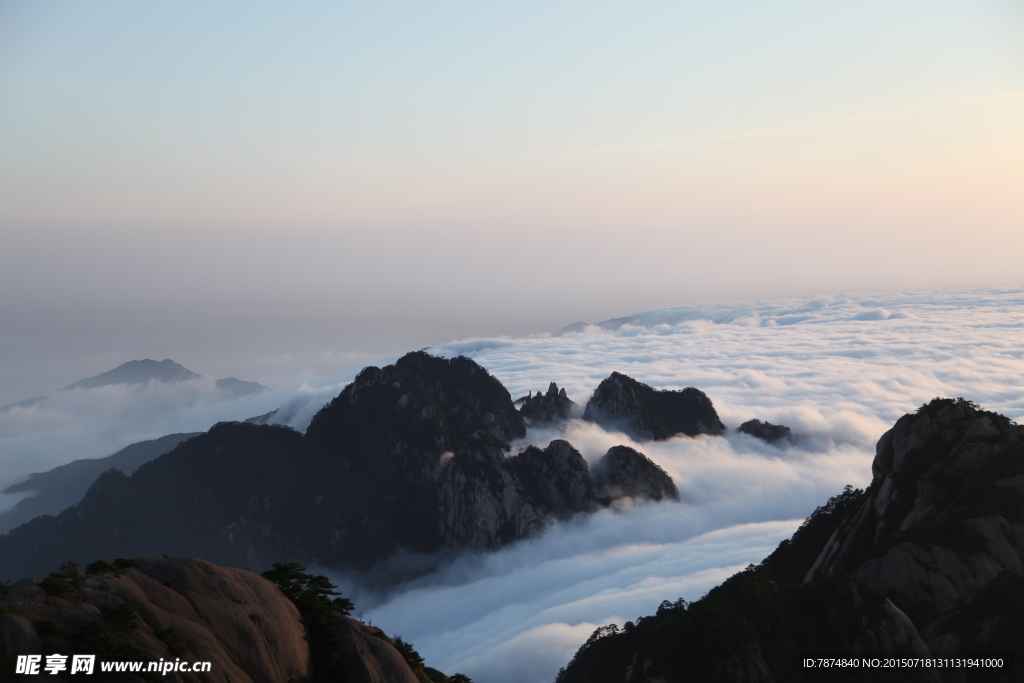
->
xmin=2 ymin=286 xmax=1022 ymax=682
xmin=351 ymin=287 xmax=1024 ymax=682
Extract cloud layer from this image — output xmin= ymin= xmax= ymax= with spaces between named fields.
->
xmin=351 ymin=286 xmax=1024 ymax=682
xmin=2 ymin=286 xmax=1022 ymax=682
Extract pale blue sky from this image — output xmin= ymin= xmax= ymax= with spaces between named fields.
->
xmin=1 ymin=0 xmax=1022 ymax=402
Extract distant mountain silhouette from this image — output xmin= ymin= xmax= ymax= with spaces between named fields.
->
xmin=215 ymin=377 xmax=267 ymax=397
xmin=737 ymin=417 xmax=792 ymax=443
xmin=63 ymin=359 xmax=200 ymax=390
xmin=0 ymin=396 xmax=46 ymax=412
xmin=0 ymin=433 xmax=201 ymax=534
xmin=1 ymin=360 xmax=267 ymax=412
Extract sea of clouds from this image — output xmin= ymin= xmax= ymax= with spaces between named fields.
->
xmin=2 ymin=287 xmax=1023 ymax=682
xmin=351 ymin=287 xmax=1024 ymax=683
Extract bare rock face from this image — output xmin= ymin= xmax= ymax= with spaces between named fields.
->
xmin=582 ymin=372 xmax=725 ymax=441
xmin=0 ymin=557 xmax=309 ymax=683
xmin=804 ymin=398 xmax=1024 ymax=657
xmin=806 ymin=400 xmax=1024 ymax=595
xmin=332 ymin=619 xmax=420 ymax=683
xmin=510 ymin=440 xmax=600 ymax=518
xmin=591 ymin=446 xmax=679 ymax=503
xmin=436 ymin=437 xmax=679 ymax=548
xmin=737 ymin=419 xmax=792 ymax=444
xmin=518 ymin=383 xmax=577 ymax=424
xmin=0 ymin=557 xmax=441 ymax=683
xmin=436 ymin=433 xmax=546 ymax=548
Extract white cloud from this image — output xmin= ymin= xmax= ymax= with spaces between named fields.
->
xmin=349 ymin=286 xmax=1024 ymax=683
xmin=2 ymin=286 xmax=1023 ymax=681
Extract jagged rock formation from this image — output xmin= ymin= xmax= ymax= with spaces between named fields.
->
xmin=591 ymin=446 xmax=679 ymax=503
xmin=555 ymin=398 xmax=1024 ymax=683
xmin=0 ymin=433 xmax=201 ymax=535
xmin=737 ymin=419 xmax=792 ymax=444
xmin=582 ymin=373 xmax=725 ymax=441
xmin=0 ymin=353 xmax=678 ymax=581
xmin=518 ymin=383 xmax=577 ymax=423
xmin=0 ymin=557 xmax=438 ymax=683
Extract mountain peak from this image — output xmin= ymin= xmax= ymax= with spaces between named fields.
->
xmin=63 ymin=359 xmax=200 ymax=391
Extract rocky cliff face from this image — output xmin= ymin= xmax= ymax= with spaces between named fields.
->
xmin=437 ymin=438 xmax=667 ymax=547
xmin=0 ymin=557 xmax=443 ymax=683
xmin=582 ymin=373 xmax=725 ymax=441
xmin=0 ymin=353 xmax=681 ymax=581
xmin=511 ymin=440 xmax=600 ymax=518
xmin=805 ymin=398 xmax=1024 ymax=657
xmin=518 ymin=383 xmax=577 ymax=423
xmin=437 ymin=432 xmax=547 ymax=548
xmin=555 ymin=398 xmax=1024 ymax=683
xmin=591 ymin=446 xmax=679 ymax=504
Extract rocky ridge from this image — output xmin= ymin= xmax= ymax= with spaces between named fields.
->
xmin=582 ymin=372 xmax=725 ymax=440
xmin=0 ymin=353 xmax=682 ymax=581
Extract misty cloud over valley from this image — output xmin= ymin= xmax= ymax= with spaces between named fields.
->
xmin=1 ymin=287 xmax=1022 ymax=683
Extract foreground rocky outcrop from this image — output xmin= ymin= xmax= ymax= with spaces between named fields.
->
xmin=0 ymin=557 xmax=448 ymax=683
xmin=556 ymin=398 xmax=1024 ymax=683
xmin=518 ymin=383 xmax=577 ymax=423
xmin=582 ymin=373 xmax=725 ymax=440
xmin=0 ymin=353 xmax=680 ymax=581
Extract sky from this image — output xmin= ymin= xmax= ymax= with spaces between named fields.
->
xmin=1 ymin=0 xmax=1023 ymax=406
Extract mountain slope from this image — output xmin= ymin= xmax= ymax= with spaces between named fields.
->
xmin=0 ymin=433 xmax=201 ymax=534
xmin=556 ymin=398 xmax=1024 ymax=683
